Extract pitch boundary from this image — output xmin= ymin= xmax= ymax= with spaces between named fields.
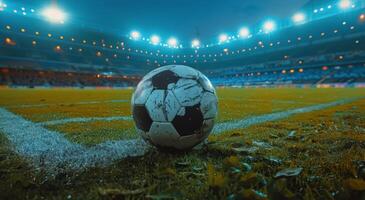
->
xmin=39 ymin=116 xmax=133 ymax=126
xmin=0 ymin=108 xmax=147 ymax=172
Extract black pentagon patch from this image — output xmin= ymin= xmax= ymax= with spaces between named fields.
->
xmin=151 ymin=70 xmax=179 ymax=90
xmin=172 ymin=104 xmax=203 ymax=136
xmin=132 ymin=105 xmax=153 ymax=132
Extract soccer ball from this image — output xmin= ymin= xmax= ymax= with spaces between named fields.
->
xmin=131 ymin=65 xmax=218 ymax=150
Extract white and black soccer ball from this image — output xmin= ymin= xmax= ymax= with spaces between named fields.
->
xmin=131 ymin=65 xmax=218 ymax=150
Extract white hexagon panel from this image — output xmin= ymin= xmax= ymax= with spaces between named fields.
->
xmin=172 ymin=79 xmax=203 ymax=107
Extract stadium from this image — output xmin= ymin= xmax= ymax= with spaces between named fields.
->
xmin=0 ymin=0 xmax=365 ymax=199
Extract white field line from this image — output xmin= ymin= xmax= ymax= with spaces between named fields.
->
xmin=0 ymin=97 xmax=361 ymax=172
xmin=223 ymin=97 xmax=314 ymax=105
xmin=212 ymin=97 xmax=362 ymax=134
xmin=0 ymin=108 xmax=148 ymax=172
xmin=6 ymin=99 xmax=129 ymax=108
xmin=39 ymin=116 xmax=133 ymax=126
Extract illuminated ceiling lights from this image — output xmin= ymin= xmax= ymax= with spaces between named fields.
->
xmin=360 ymin=14 xmax=365 ymax=21
xmin=238 ymin=27 xmax=250 ymax=38
xmin=292 ymin=12 xmax=306 ymax=24
xmin=150 ymin=35 xmax=160 ymax=45
xmin=130 ymin=31 xmax=141 ymax=40
xmin=219 ymin=34 xmax=228 ymax=43
xmin=42 ymin=6 xmax=66 ymax=24
xmin=0 ymin=1 xmax=7 ymax=11
xmin=339 ymin=0 xmax=352 ymax=9
xmin=167 ymin=37 xmax=178 ymax=48
xmin=263 ymin=20 xmax=276 ymax=33
xmin=191 ymin=39 xmax=200 ymax=48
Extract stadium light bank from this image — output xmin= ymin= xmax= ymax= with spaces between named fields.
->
xmin=219 ymin=34 xmax=228 ymax=43
xmin=0 ymin=1 xmax=7 ymax=10
xmin=42 ymin=6 xmax=66 ymax=24
xmin=191 ymin=39 xmax=201 ymax=48
xmin=167 ymin=37 xmax=178 ymax=48
xmin=263 ymin=20 xmax=276 ymax=33
xmin=292 ymin=12 xmax=306 ymax=24
xmin=238 ymin=27 xmax=250 ymax=38
xmin=130 ymin=31 xmax=141 ymax=40
xmin=150 ymin=35 xmax=160 ymax=45
xmin=339 ymin=0 xmax=352 ymax=10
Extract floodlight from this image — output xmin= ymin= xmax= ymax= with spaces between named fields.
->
xmin=191 ymin=39 xmax=200 ymax=48
xmin=130 ymin=31 xmax=141 ymax=40
xmin=292 ymin=13 xmax=306 ymax=23
xmin=339 ymin=0 xmax=351 ymax=9
xmin=263 ymin=20 xmax=276 ymax=33
xmin=239 ymin=27 xmax=250 ymax=38
xmin=42 ymin=6 xmax=66 ymax=24
xmin=150 ymin=35 xmax=160 ymax=45
xmin=167 ymin=37 xmax=178 ymax=47
xmin=219 ymin=34 xmax=228 ymax=43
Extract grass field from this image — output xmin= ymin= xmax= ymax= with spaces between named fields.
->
xmin=0 ymin=87 xmax=365 ymax=199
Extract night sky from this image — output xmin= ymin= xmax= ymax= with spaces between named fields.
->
xmin=13 ymin=0 xmax=309 ymax=41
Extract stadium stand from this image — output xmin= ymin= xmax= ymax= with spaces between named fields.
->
xmin=0 ymin=0 xmax=365 ymax=87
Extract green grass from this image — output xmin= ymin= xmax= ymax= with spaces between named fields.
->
xmin=0 ymin=88 xmax=365 ymax=199
xmin=1 ymin=88 xmax=364 ymax=145
xmin=0 ymin=96 xmax=365 ymax=199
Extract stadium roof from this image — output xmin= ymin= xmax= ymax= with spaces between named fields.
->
xmin=10 ymin=0 xmax=308 ymax=41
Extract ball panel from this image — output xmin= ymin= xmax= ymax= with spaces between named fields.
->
xmin=170 ymin=65 xmax=199 ymax=79
xmin=200 ymin=92 xmax=218 ymax=119
xmin=173 ymin=79 xmax=203 ymax=106
xmin=133 ymin=80 xmax=154 ymax=105
xmin=132 ymin=105 xmax=153 ymax=132
xmin=145 ymin=90 xmax=181 ymax=122
xmin=172 ymin=104 xmax=204 ymax=136
xmin=198 ymin=72 xmax=215 ymax=93
xmin=146 ymin=90 xmax=167 ymax=122
xmin=151 ymin=70 xmax=179 ymax=90
xmin=149 ymin=122 xmax=180 ymax=148
xmin=165 ymin=91 xmax=181 ymax=122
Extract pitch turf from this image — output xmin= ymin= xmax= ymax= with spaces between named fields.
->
xmin=0 ymin=87 xmax=364 ymax=199
xmin=0 ymin=88 xmax=364 ymax=145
